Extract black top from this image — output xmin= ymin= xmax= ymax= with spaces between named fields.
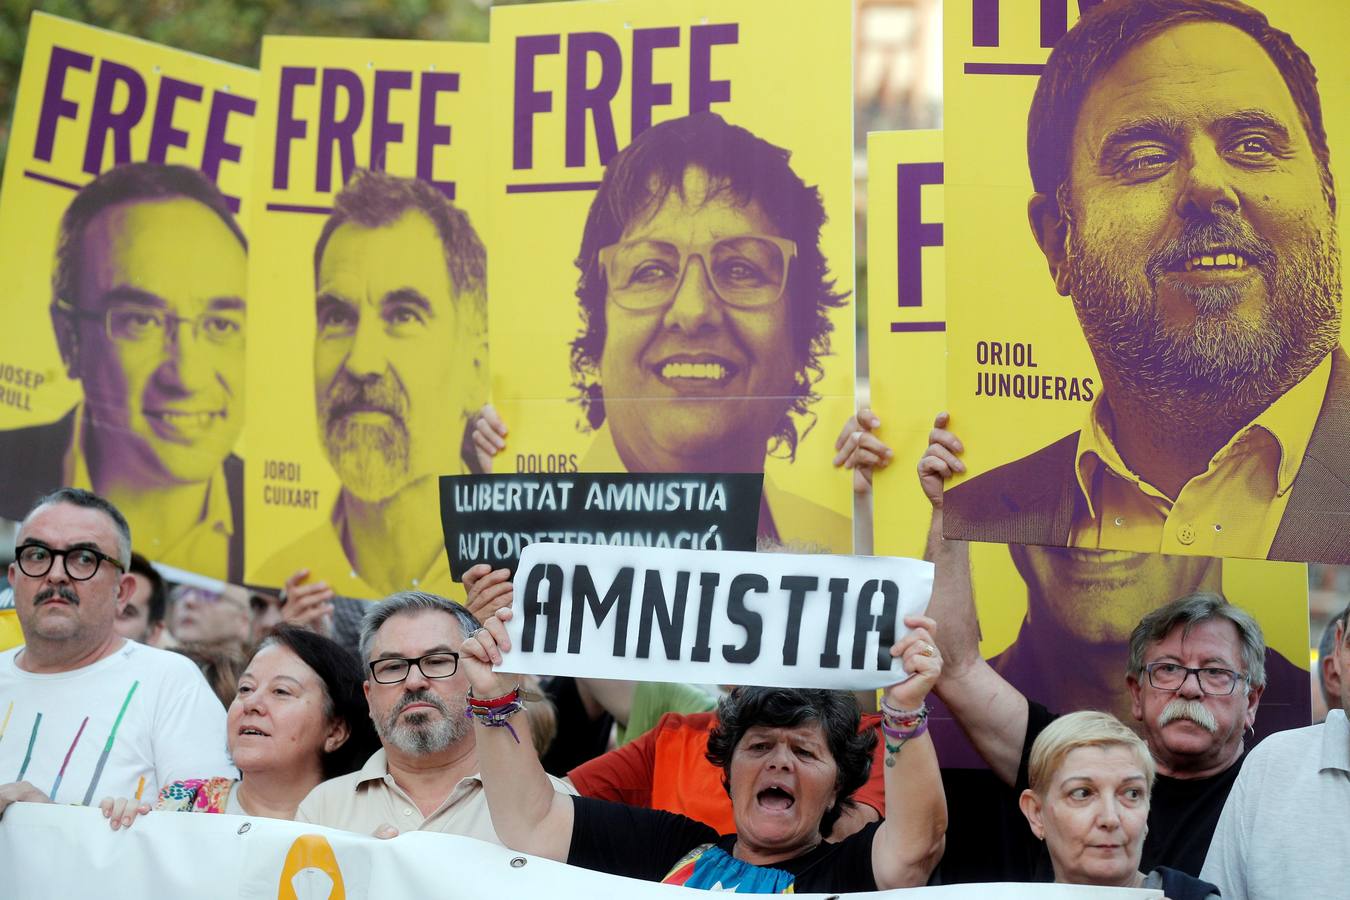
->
xmin=935 ymin=763 xmax=1040 ymax=883
xmin=568 ymin=796 xmax=879 ymax=893
xmin=539 ymin=677 xmax=614 ymax=777
xmin=1153 ymin=866 xmax=1222 ymax=900
xmin=1017 ymin=701 xmax=1243 ymax=878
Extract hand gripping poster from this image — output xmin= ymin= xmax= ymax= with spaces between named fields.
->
xmin=0 ymin=13 xmax=257 ymax=581
xmin=942 ymin=0 xmax=1350 ymax=564
xmin=487 ymin=0 xmax=857 ymax=554
xmin=866 ymin=127 xmax=1309 ymax=737
xmin=244 ymin=36 xmax=490 ymax=600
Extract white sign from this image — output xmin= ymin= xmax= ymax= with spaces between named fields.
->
xmin=0 ymin=802 xmax=1162 ymax=899
xmin=503 ymin=544 xmax=935 ymax=689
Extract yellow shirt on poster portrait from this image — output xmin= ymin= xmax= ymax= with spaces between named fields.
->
xmin=64 ymin=404 xmax=235 ymax=579
xmin=1071 ymin=353 xmax=1331 ymax=557
xmin=256 ymin=495 xmax=463 ymax=603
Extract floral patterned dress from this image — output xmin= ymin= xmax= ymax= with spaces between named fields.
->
xmin=155 ymin=777 xmax=238 ymax=813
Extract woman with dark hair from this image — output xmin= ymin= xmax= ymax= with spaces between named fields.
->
xmin=100 ymin=625 xmax=378 ymax=826
xmin=459 ymin=608 xmax=947 ymax=893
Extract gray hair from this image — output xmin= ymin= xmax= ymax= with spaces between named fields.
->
xmin=1320 ymin=604 xmax=1350 ymax=707
xmin=1127 ymin=592 xmax=1267 ymax=689
xmin=357 ymin=591 xmax=481 ymax=663
xmin=22 ymin=487 xmax=132 ymax=567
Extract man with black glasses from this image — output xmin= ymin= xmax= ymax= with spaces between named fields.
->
xmin=0 ymin=488 xmax=233 ymax=819
xmin=295 ymin=591 xmax=570 ymax=838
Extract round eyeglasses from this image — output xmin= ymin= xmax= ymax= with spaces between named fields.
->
xmin=15 ymin=542 xmax=125 ymax=581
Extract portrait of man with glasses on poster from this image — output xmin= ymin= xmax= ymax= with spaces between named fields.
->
xmin=564 ymin=111 xmax=852 ymax=551
xmin=0 ymin=163 xmax=247 ymax=582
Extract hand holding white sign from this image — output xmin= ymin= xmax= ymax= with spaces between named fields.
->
xmin=462 ymin=594 xmax=951 ymax=890
xmin=886 ymin=615 xmax=942 ymax=712
xmin=459 ymin=607 xmax=519 ymax=701
xmin=503 ymin=543 xmax=935 ymax=690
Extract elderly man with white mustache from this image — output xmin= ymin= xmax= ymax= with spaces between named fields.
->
xmin=922 ymin=426 xmax=1272 ymax=882
xmin=927 ymin=524 xmax=1270 ymax=880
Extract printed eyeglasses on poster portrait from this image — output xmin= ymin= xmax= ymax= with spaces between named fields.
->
xmin=52 ymin=299 xmax=244 ymax=351
xmin=598 ymin=234 xmax=797 ymax=310
xmin=14 ymin=542 xmax=126 ymax=580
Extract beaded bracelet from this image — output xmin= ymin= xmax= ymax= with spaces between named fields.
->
xmin=879 ymin=701 xmax=930 ymax=765
xmin=880 ymin=700 xmax=929 ymax=734
xmin=465 ymin=685 xmax=525 ymax=744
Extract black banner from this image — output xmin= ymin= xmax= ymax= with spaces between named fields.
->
xmin=439 ymin=472 xmax=763 ymax=579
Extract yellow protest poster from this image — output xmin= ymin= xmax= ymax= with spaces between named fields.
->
xmin=0 ymin=609 xmax=22 ymax=653
xmin=487 ymin=0 xmax=857 ymax=553
xmin=864 ymin=127 xmax=1309 ymax=731
xmin=941 ymin=0 xmax=1350 ymax=565
xmin=866 ymin=129 xmax=945 ymax=560
xmin=0 ymin=12 xmax=257 ymax=581
xmin=244 ymin=36 xmax=490 ymax=600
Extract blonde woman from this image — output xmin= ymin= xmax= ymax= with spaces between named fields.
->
xmin=1020 ymin=711 xmax=1220 ymax=899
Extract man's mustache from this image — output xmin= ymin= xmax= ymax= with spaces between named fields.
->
xmin=1158 ymin=698 xmax=1218 ymax=733
xmin=35 ymin=586 xmax=79 ymax=607
xmin=388 ymin=690 xmax=451 ymax=726
xmin=1145 ymin=209 xmax=1277 ymax=281
xmin=324 ymin=371 xmax=408 ymax=425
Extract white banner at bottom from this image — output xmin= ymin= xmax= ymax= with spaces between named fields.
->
xmin=0 ymin=803 xmax=1162 ymax=898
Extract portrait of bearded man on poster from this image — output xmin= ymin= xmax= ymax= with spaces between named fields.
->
xmin=945 ymin=0 xmax=1348 ymax=564
xmin=258 ymin=169 xmax=485 ymax=599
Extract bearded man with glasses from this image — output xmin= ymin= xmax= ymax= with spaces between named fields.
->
xmin=0 ymin=162 xmax=247 ymax=582
xmin=0 ymin=488 xmax=234 ymax=821
xmin=295 ymin=590 xmax=570 ymax=839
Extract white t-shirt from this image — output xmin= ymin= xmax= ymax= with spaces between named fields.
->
xmin=0 ymin=640 xmax=237 ymax=805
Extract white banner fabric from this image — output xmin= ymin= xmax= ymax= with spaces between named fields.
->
xmin=502 ymin=544 xmax=935 ymax=689
xmin=0 ymin=802 xmax=1162 ymax=899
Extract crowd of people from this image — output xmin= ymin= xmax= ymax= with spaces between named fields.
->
xmin=0 ymin=403 xmax=1341 ymax=898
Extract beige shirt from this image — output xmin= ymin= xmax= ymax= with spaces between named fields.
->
xmin=293 ymin=748 xmax=574 ymax=840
